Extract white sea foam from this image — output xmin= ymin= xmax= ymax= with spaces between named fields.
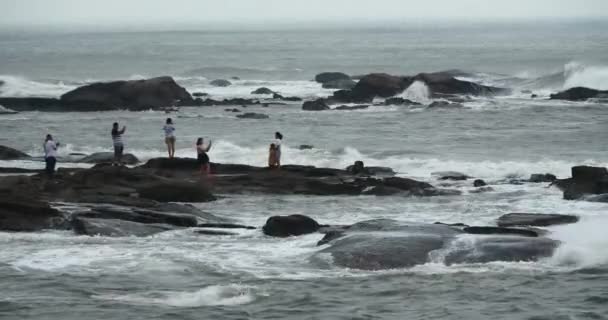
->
xmin=546 ymin=215 xmax=608 ymax=269
xmin=93 ymin=284 xmax=256 ymax=307
xmin=563 ymin=62 xmax=608 ymax=90
xmin=181 ymin=79 xmax=334 ymax=100
xmin=399 ymin=80 xmax=431 ymax=104
xmin=0 ymin=75 xmax=79 ymax=98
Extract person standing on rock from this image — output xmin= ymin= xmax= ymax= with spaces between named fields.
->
xmin=196 ymin=137 xmax=213 ymax=175
xmin=111 ymin=122 xmax=126 ymax=165
xmin=43 ymin=134 xmax=59 ymax=177
xmin=274 ymin=132 xmax=283 ymax=167
xmin=163 ymin=118 xmax=176 ymax=159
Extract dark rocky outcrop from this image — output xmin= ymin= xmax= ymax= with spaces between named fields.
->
xmin=61 ymin=76 xmax=191 ymax=110
xmin=322 ymin=79 xmax=357 ymax=90
xmin=553 ymin=166 xmax=608 ymax=200
xmin=497 ymin=213 xmax=579 ymax=227
xmin=79 ymin=152 xmax=139 ymax=165
xmin=428 ymin=101 xmax=464 ymax=109
xmin=473 ymin=179 xmax=487 ymax=187
xmin=334 ymin=104 xmax=369 ymax=110
xmin=225 ymin=108 xmax=241 ymax=113
xmin=433 ymin=171 xmax=470 ymax=181
xmin=350 ymin=73 xmax=411 ymax=100
xmin=273 ymin=93 xmax=302 ymax=101
xmin=0 ymin=145 xmax=30 ymax=160
xmin=314 ymin=72 xmax=351 ymax=84
xmin=209 ymin=79 xmax=232 ymax=87
xmin=346 ymin=161 xmax=395 ymax=176
xmin=0 ymin=197 xmax=65 ymax=231
xmin=251 ymin=87 xmax=275 ymax=95
xmin=298 ymin=145 xmax=314 ymax=150
xmin=72 ymin=217 xmax=174 ymax=237
xmin=413 ymin=72 xmax=510 ymax=97
xmin=262 ymin=214 xmax=322 ymax=237
xmin=302 ymin=99 xmax=330 ymax=111
xmin=313 ymin=219 xmax=558 ymax=270
xmin=192 ymin=92 xmax=208 ymax=97
xmin=236 ymin=112 xmax=269 ymax=119
xmin=550 ymin=87 xmax=608 ymax=101
xmin=384 ymin=97 xmax=421 ymax=106
xmin=529 ymin=173 xmax=557 ymax=183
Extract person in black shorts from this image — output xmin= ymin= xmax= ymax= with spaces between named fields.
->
xmin=196 ymin=137 xmax=213 ymax=175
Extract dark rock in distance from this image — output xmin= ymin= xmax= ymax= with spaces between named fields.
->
xmin=384 ymin=97 xmax=421 ymax=106
xmin=251 ymin=87 xmax=275 ymax=95
xmin=0 ymin=145 xmax=30 ymax=160
xmin=334 ymin=104 xmax=369 ymax=110
xmin=497 ymin=213 xmax=579 ymax=227
xmin=553 ymin=166 xmax=608 ymax=200
xmin=225 ymin=108 xmax=241 ymax=113
xmin=302 ymin=99 xmax=330 ymax=111
xmin=298 ymin=145 xmax=314 ymax=150
xmin=263 ymin=214 xmax=322 ymax=237
xmin=314 ymin=72 xmax=351 ymax=84
xmin=79 ymin=152 xmax=139 ymax=165
xmin=473 ymin=179 xmax=487 ymax=187
xmin=550 ymin=87 xmax=608 ymax=101
xmin=236 ymin=112 xmax=270 ymax=119
xmin=428 ymin=101 xmax=464 ymax=109
xmin=529 ymin=173 xmax=557 ymax=183
xmin=209 ymin=79 xmax=232 ymax=87
xmin=192 ymin=92 xmax=208 ymax=97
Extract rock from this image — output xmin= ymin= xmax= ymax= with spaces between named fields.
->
xmin=137 ymin=181 xmax=216 ymax=203
xmin=251 ymin=87 xmax=275 ymax=95
xmin=469 ymin=186 xmax=494 ymax=194
xmin=178 ymin=97 xmax=261 ymax=107
xmin=433 ymin=171 xmax=470 ymax=181
xmin=273 ymin=93 xmax=302 ymax=101
xmin=554 ymin=166 xmax=608 ymax=200
xmin=531 ymin=94 xmax=538 ymax=98
xmin=197 ymin=223 xmax=256 ymax=230
xmin=298 ymin=145 xmax=314 ymax=150
xmin=350 ymin=73 xmax=411 ymax=100
xmin=0 ymin=105 xmax=18 ymax=114
xmin=302 ymin=99 xmax=330 ymax=111
xmin=72 ymin=217 xmax=174 ymax=237
xmin=314 ymin=219 xmax=558 ymax=270
xmin=413 ymin=72 xmax=510 ymax=97
xmin=0 ymin=145 xmax=30 ymax=160
xmin=73 ymin=204 xmax=199 ymax=227
xmin=79 ymin=152 xmax=139 ymax=165
xmin=236 ymin=112 xmax=269 ymax=119
xmin=322 ymin=79 xmax=357 ymax=90
xmin=192 ymin=92 xmax=208 ymax=97
xmin=262 ymin=214 xmax=322 ymax=237
xmin=428 ymin=101 xmax=464 ymax=109
xmin=314 ymin=72 xmax=351 ymax=84
xmin=384 ymin=97 xmax=421 ymax=106
xmin=61 ymin=76 xmax=191 ymax=110
xmin=497 ymin=213 xmax=579 ymax=227
xmin=231 ymin=76 xmax=240 ymax=80
xmin=0 ymin=197 xmax=65 ymax=232
xmin=550 ymin=87 xmax=608 ymax=101
xmin=225 ymin=108 xmax=241 ymax=113
xmin=529 ymin=173 xmax=557 ymax=183
xmin=209 ymin=79 xmax=232 ymax=87
xmin=473 ymin=179 xmax=487 ymax=187
xmin=334 ymin=104 xmax=369 ymax=110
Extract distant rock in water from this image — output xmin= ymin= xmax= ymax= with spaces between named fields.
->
xmin=322 ymin=79 xmax=357 ymax=90
xmin=225 ymin=108 xmax=241 ymax=113
xmin=209 ymin=79 xmax=232 ymax=87
xmin=334 ymin=104 xmax=369 ymax=110
xmin=550 ymin=87 xmax=608 ymax=101
xmin=0 ymin=145 xmax=30 ymax=160
xmin=497 ymin=213 xmax=579 ymax=227
xmin=473 ymin=179 xmax=487 ymax=187
xmin=529 ymin=173 xmax=557 ymax=183
xmin=60 ymin=76 xmax=191 ymax=110
xmin=79 ymin=152 xmax=139 ymax=165
xmin=413 ymin=72 xmax=510 ymax=97
xmin=192 ymin=92 xmax=208 ymax=97
xmin=236 ymin=112 xmax=269 ymax=119
xmin=314 ymin=72 xmax=351 ymax=84
xmin=428 ymin=101 xmax=464 ymax=109
xmin=263 ymin=214 xmax=322 ymax=237
xmin=273 ymin=93 xmax=302 ymax=101
xmin=302 ymin=99 xmax=330 ymax=111
xmin=433 ymin=171 xmax=470 ymax=180
xmin=351 ymin=73 xmax=411 ymax=100
xmin=298 ymin=145 xmax=314 ymax=150
xmin=251 ymin=87 xmax=275 ymax=95
xmin=384 ymin=97 xmax=421 ymax=106
xmin=553 ymin=165 xmax=608 ymax=200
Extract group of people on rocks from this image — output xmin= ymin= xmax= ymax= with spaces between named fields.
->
xmin=42 ymin=118 xmax=283 ymax=177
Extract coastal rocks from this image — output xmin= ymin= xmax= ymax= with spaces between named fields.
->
xmin=79 ymin=152 xmax=139 ymax=165
xmin=322 ymin=79 xmax=357 ymax=90
xmin=0 ymin=105 xmax=18 ymax=114
xmin=0 ymin=97 xmax=65 ymax=112
xmin=137 ymin=181 xmax=216 ymax=203
xmin=302 ymin=99 xmax=330 ymax=111
xmin=192 ymin=92 xmax=208 ymax=97
xmin=61 ymin=76 xmax=192 ymax=110
xmin=251 ymin=87 xmax=275 ymax=95
xmin=273 ymin=93 xmax=302 ymax=101
xmin=529 ymin=173 xmax=557 ymax=183
xmin=428 ymin=101 xmax=464 ymax=109
xmin=72 ymin=217 xmax=174 ymax=237
xmin=554 ymin=166 xmax=608 ymax=200
xmin=413 ymin=72 xmax=510 ymax=97
xmin=0 ymin=145 xmax=30 ymax=160
xmin=473 ymin=179 xmax=487 ymax=187
xmin=298 ymin=145 xmax=314 ymax=150
xmin=0 ymin=197 xmax=65 ymax=232
xmin=550 ymin=87 xmax=608 ymax=101
xmin=262 ymin=214 xmax=321 ymax=237
xmin=225 ymin=108 xmax=241 ymax=112
xmin=433 ymin=171 xmax=470 ymax=181
xmin=209 ymin=79 xmax=232 ymax=87
xmin=236 ymin=112 xmax=269 ymax=119
xmin=314 ymin=220 xmax=558 ymax=270
xmin=497 ymin=213 xmax=579 ymax=228
xmin=346 ymin=161 xmax=395 ymax=176
xmin=384 ymin=97 xmax=421 ymax=106
xmin=314 ymin=72 xmax=351 ymax=84
xmin=334 ymin=104 xmax=369 ymax=110
xmin=351 ymin=73 xmax=411 ymax=100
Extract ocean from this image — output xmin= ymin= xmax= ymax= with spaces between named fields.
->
xmin=1 ymin=20 xmax=608 ymax=319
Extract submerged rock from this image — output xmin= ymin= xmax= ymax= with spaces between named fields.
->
xmin=428 ymin=101 xmax=464 ymax=109
xmin=263 ymin=214 xmax=322 ymax=237
xmin=72 ymin=217 xmax=174 ymax=237
xmin=236 ymin=112 xmax=270 ymax=119
xmin=0 ymin=145 xmax=30 ymax=160
xmin=314 ymin=72 xmax=351 ymax=84
xmin=351 ymin=73 xmax=411 ymax=100
xmin=414 ymin=72 xmax=510 ymax=97
xmin=473 ymin=179 xmax=487 ymax=187
xmin=497 ymin=213 xmax=579 ymax=227
xmin=384 ymin=97 xmax=421 ymax=106
xmin=251 ymin=87 xmax=275 ymax=95
xmin=433 ymin=171 xmax=470 ymax=181
xmin=334 ymin=104 xmax=369 ymax=110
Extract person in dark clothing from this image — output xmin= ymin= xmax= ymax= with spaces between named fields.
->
xmin=43 ymin=134 xmax=59 ymax=177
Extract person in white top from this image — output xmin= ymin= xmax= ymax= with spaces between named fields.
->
xmin=163 ymin=118 xmax=176 ymax=159
xmin=111 ymin=122 xmax=126 ymax=165
xmin=43 ymin=134 xmax=60 ymax=177
xmin=274 ymin=132 xmax=283 ymax=167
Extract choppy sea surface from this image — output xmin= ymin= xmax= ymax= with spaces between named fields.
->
xmin=1 ymin=21 xmax=608 ymax=319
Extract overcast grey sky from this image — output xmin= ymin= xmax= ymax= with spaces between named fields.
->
xmin=2 ymin=0 xmax=608 ymax=28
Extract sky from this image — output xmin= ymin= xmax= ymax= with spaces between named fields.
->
xmin=1 ymin=0 xmax=608 ymax=29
